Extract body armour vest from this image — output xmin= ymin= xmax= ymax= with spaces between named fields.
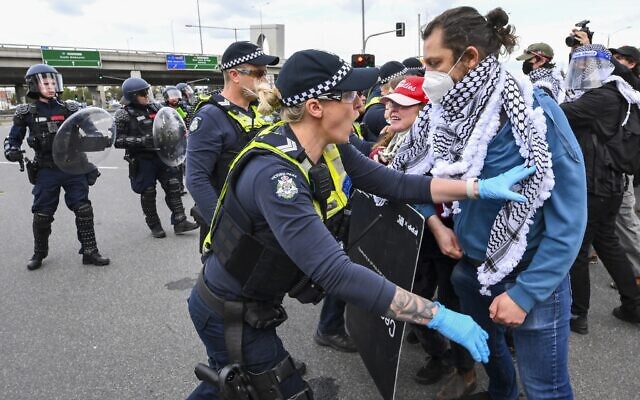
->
xmin=125 ymin=103 xmax=161 ymax=157
xmin=25 ymin=101 xmax=73 ymax=163
xmin=195 ymin=94 xmax=274 ymax=193
xmin=202 ymin=125 xmax=349 ymax=302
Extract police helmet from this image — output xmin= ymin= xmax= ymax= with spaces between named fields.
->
xmin=122 ymin=77 xmax=151 ymax=103
xmin=176 ymin=82 xmax=196 ymax=105
xmin=163 ymin=86 xmax=181 ymax=102
xmin=25 ymin=64 xmax=64 ymax=99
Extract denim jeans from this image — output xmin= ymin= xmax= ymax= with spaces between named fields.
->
xmin=451 ymin=260 xmax=573 ymax=400
xmin=186 ymin=288 xmax=307 ymax=400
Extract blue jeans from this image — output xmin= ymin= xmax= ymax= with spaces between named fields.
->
xmin=186 ymin=288 xmax=307 ymax=400
xmin=451 ymin=260 xmax=573 ymax=400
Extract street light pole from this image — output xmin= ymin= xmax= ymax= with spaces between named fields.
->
xmin=196 ymin=0 xmax=204 ymax=54
xmin=361 ymin=0 xmax=365 ymax=53
xmin=607 ymin=25 xmax=632 ymax=47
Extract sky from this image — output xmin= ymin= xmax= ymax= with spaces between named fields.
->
xmin=1 ymin=0 xmax=639 ymax=76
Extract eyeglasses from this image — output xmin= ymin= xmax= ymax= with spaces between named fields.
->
xmin=235 ymin=68 xmax=268 ymax=79
xmin=316 ymin=91 xmax=358 ymax=104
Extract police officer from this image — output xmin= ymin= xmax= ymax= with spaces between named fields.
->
xmin=186 ymin=41 xmax=279 ymax=251
xmin=187 ymin=49 xmax=535 ymax=399
xmin=114 ymin=77 xmax=198 ymax=238
xmin=403 ymin=56 xmax=426 ymax=77
xmin=177 ymin=82 xmax=198 ymax=107
xmin=3 ymin=64 xmax=109 ymax=270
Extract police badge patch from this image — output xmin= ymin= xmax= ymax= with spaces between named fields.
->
xmin=189 ymin=116 xmax=202 ymax=132
xmin=272 ymin=172 xmax=299 ymax=200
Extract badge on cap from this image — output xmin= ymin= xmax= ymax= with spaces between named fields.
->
xmin=272 ymin=172 xmax=299 ymax=200
xmin=189 ymin=116 xmax=202 ymax=133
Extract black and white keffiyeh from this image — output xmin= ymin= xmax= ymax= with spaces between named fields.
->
xmin=390 ymin=55 xmax=555 ymax=295
xmin=529 ymin=67 xmax=564 ymax=102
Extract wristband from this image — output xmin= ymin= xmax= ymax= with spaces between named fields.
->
xmin=466 ymin=178 xmax=478 ymax=199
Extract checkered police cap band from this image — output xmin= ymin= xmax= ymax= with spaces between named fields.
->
xmin=219 ymin=49 xmax=266 ymax=70
xmin=379 ymin=67 xmax=408 ymax=84
xmin=281 ymin=61 xmax=352 ymax=107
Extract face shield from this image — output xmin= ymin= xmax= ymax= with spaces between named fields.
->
xmin=28 ymin=72 xmax=64 ymax=98
xmin=164 ymin=88 xmax=182 ymax=104
xmin=181 ymin=86 xmax=196 ymax=105
xmin=565 ymin=48 xmax=614 ymax=90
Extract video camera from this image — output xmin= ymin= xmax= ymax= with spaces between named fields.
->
xmin=566 ymin=20 xmax=594 ymax=47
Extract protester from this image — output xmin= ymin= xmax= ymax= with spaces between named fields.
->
xmin=391 ymin=6 xmax=587 ymax=399
xmin=560 ymin=42 xmax=640 ymax=334
xmin=516 ymin=42 xmax=564 ymax=101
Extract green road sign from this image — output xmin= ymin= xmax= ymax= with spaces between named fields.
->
xmin=42 ymin=49 xmax=102 ymax=68
xmin=185 ymin=55 xmax=218 ymax=70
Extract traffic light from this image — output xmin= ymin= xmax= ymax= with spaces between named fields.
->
xmin=396 ymin=22 xmax=405 ymax=37
xmin=351 ymin=53 xmax=375 ymax=68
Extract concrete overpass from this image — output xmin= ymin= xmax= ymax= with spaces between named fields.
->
xmin=0 ymin=43 xmax=282 ymax=107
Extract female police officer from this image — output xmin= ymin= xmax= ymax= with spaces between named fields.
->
xmin=187 ymin=49 xmax=534 ymax=400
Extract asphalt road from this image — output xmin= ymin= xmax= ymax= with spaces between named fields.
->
xmin=0 ymin=122 xmax=638 ymax=400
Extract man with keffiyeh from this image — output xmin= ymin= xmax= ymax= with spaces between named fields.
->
xmin=516 ymin=42 xmax=565 ymax=102
xmin=390 ymin=7 xmax=587 ymax=400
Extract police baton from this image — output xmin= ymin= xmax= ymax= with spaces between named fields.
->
xmin=17 ymin=150 xmax=26 ymax=172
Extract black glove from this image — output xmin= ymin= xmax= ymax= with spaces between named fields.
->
xmin=86 ymin=169 xmax=101 ymax=186
xmin=5 ymin=148 xmax=23 ymax=162
xmin=143 ymin=135 xmax=155 ymax=148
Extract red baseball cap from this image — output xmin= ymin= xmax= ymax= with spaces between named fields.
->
xmin=380 ymin=76 xmax=429 ymax=106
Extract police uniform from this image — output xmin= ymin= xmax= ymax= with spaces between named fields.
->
xmin=186 ymin=41 xmax=279 ymax=251
xmin=362 ymin=61 xmax=408 ymax=138
xmin=185 ymin=50 xmax=442 ymax=400
xmin=3 ymin=64 xmax=109 ymax=269
xmin=114 ymin=77 xmax=198 ymax=238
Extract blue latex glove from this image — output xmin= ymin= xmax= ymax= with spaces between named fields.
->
xmin=427 ymin=302 xmax=490 ymax=363
xmin=477 ymin=164 xmax=536 ymax=202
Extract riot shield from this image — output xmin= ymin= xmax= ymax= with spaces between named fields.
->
xmin=152 ymin=106 xmax=187 ymax=167
xmin=52 ymin=107 xmax=115 ymax=175
xmin=345 ymin=190 xmax=424 ymax=400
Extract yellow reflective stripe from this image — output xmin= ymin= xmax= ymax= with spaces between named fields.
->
xmin=352 ymin=123 xmax=363 ymax=139
xmin=322 ymin=144 xmax=348 ymax=218
xmin=365 ymin=96 xmax=380 ymax=110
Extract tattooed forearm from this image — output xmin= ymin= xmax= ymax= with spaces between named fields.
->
xmin=384 ymin=286 xmax=438 ymax=325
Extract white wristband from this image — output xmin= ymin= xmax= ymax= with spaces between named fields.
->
xmin=466 ymin=178 xmax=478 ymax=199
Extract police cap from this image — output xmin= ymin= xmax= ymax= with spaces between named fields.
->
xmin=276 ymin=49 xmax=379 ymax=107
xmin=219 ymin=41 xmax=280 ymax=71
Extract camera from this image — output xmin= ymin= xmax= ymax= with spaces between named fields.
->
xmin=565 ymin=20 xmax=594 ymax=47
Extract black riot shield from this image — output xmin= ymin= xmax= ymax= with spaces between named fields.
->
xmin=345 ymin=190 xmax=425 ymax=400
xmin=52 ymin=107 xmax=115 ymax=174
xmin=152 ymin=107 xmax=187 ymax=167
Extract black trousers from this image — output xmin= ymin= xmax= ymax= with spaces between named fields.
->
xmin=411 ymin=235 xmax=475 ymax=373
xmin=570 ymin=193 xmax=640 ymax=316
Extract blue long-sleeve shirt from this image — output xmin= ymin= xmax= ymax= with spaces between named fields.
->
xmin=204 ymin=132 xmax=434 ymax=315
xmin=185 ymin=103 xmax=241 ymax=226
xmin=419 ymin=88 xmax=587 ymax=312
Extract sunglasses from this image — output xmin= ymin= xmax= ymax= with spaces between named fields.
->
xmin=235 ymin=68 xmax=268 ymax=79
xmin=316 ymin=91 xmax=358 ymax=104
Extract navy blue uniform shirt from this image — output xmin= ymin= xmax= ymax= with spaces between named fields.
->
xmin=186 ymin=101 xmax=248 ymax=226
xmin=204 ymin=128 xmax=434 ymax=316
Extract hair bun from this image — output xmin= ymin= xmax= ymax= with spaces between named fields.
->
xmin=485 ymin=7 xmax=509 ymax=30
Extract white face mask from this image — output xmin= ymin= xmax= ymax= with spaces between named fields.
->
xmin=422 ymin=53 xmax=465 ymax=104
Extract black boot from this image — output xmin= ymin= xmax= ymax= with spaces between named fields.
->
xmin=82 ymin=251 xmax=110 ymax=266
xmin=163 ymin=178 xmax=198 ymax=234
xmin=28 ymin=213 xmax=53 ymax=270
xmin=141 ymin=187 xmax=165 ymax=238
xmin=75 ymin=204 xmax=110 ymax=266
